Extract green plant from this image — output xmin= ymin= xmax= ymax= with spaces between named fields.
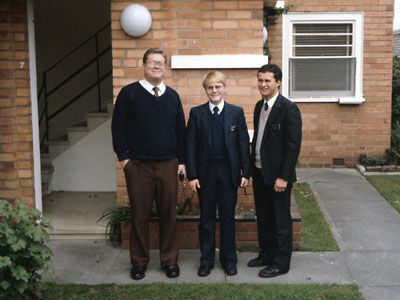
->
xmin=263 ymin=5 xmax=292 ymax=57
xmin=359 ymin=153 xmax=388 ymax=166
xmin=392 ymin=55 xmax=400 ymax=127
xmin=97 ymin=206 xmax=132 ymax=246
xmin=0 ymin=199 xmax=54 ymax=299
xmin=386 ymin=121 xmax=400 ymax=164
xmin=98 ymin=194 xmax=196 ymax=245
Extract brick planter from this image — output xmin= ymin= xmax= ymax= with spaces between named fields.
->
xmin=121 ymin=195 xmax=302 ymax=249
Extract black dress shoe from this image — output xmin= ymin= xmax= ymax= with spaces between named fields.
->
xmin=223 ymin=264 xmax=237 ymax=276
xmin=163 ymin=264 xmax=180 ymax=278
xmin=131 ymin=266 xmax=146 ymax=280
xmin=258 ymin=265 xmax=288 ymax=278
xmin=247 ymin=257 xmax=270 ymax=267
xmin=197 ymin=265 xmax=213 ymax=277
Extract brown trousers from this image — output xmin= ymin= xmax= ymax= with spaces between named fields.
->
xmin=124 ymin=158 xmax=179 ymax=267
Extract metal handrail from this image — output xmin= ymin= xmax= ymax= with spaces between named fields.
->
xmin=45 ymin=23 xmax=111 ymax=74
xmin=38 ymin=23 xmax=111 ymax=147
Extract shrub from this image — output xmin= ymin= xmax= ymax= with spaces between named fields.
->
xmin=0 ymin=200 xmax=54 ymax=299
xmin=392 ymin=56 xmax=400 ymax=126
xmin=386 ymin=121 xmax=400 ymax=164
xmin=359 ymin=153 xmax=387 ymax=166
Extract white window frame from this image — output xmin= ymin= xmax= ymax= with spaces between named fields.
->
xmin=282 ymin=12 xmax=365 ymax=104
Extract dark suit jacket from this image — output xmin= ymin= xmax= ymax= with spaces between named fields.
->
xmin=251 ymin=94 xmax=302 ymax=185
xmin=186 ymin=102 xmax=250 ymax=188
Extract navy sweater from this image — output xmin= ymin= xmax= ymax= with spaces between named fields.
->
xmin=111 ymin=82 xmax=185 ymax=163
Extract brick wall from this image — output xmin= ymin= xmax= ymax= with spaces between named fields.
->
xmin=121 ymin=195 xmax=302 ymax=249
xmin=0 ymin=0 xmax=34 ymax=206
xmin=268 ymin=0 xmax=393 ymax=167
xmin=111 ymin=0 xmax=263 ymax=206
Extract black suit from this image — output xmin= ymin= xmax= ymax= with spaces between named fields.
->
xmin=251 ymin=93 xmax=302 ymax=271
xmin=186 ymin=102 xmax=250 ymax=268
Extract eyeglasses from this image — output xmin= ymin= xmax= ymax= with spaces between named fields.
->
xmin=206 ymin=84 xmax=224 ymax=91
xmin=146 ymin=61 xmax=165 ymax=67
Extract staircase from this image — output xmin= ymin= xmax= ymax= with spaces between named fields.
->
xmin=38 ymin=23 xmax=112 ymax=195
xmin=41 ymin=99 xmax=113 ymax=195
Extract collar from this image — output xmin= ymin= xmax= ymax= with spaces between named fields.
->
xmin=263 ymin=92 xmax=279 ymax=110
xmin=139 ymin=79 xmax=166 ymax=96
xmin=209 ymin=100 xmax=225 ymax=115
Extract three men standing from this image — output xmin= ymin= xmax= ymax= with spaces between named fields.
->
xmin=248 ymin=64 xmax=302 ymax=278
xmin=186 ymin=71 xmax=250 ymax=277
xmin=112 ymin=53 xmax=301 ymax=280
xmin=111 ymin=49 xmax=185 ymax=280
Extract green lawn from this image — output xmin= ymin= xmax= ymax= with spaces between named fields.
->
xmin=42 ymin=282 xmax=363 ymax=300
xmin=365 ymin=175 xmax=400 ymax=213
xmin=293 ymin=183 xmax=340 ymax=252
xmin=40 ymin=183 xmax=354 ymax=299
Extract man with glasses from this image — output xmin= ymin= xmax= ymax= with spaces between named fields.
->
xmin=112 ymin=48 xmax=186 ymax=280
xmin=186 ymin=71 xmax=250 ymax=277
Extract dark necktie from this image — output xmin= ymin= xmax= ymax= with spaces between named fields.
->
xmin=264 ymin=102 xmax=269 ymax=111
xmin=213 ymin=106 xmax=219 ymax=118
xmin=153 ymin=86 xmax=160 ymax=97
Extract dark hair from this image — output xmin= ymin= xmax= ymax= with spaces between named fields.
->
xmin=257 ymin=64 xmax=282 ymax=82
xmin=142 ymin=48 xmax=167 ymax=65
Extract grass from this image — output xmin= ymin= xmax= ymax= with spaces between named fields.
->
xmin=292 ymin=183 xmax=340 ymax=252
xmin=40 ymin=183 xmax=359 ymax=299
xmin=42 ymin=282 xmax=363 ymax=300
xmin=365 ymin=175 xmax=400 ymax=213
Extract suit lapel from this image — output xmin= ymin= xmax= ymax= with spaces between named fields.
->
xmin=223 ymin=103 xmax=233 ymax=147
xmin=262 ymin=94 xmax=283 ymax=142
xmin=252 ymin=100 xmax=263 ymax=150
xmin=200 ymin=103 xmax=212 ymax=147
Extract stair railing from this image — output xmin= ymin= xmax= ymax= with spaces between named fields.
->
xmin=38 ymin=23 xmax=112 ymax=146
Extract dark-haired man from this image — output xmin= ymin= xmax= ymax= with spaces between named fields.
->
xmin=248 ymin=64 xmax=302 ymax=278
xmin=112 ymin=48 xmax=185 ymax=280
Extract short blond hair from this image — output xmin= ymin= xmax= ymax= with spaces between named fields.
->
xmin=202 ymin=71 xmax=226 ymax=88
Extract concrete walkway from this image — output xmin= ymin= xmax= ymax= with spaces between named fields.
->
xmin=45 ymin=168 xmax=400 ymax=300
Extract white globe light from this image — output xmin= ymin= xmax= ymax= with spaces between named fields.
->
xmin=263 ymin=26 xmax=268 ymax=43
xmin=120 ymin=4 xmax=152 ymax=37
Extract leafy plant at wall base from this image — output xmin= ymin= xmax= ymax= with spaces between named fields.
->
xmin=98 ymin=195 xmax=196 ymax=245
xmin=0 ymin=199 xmax=54 ymax=300
xmin=97 ymin=206 xmax=132 ymax=246
xmin=359 ymin=153 xmax=388 ymax=166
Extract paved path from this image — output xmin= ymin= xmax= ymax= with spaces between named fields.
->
xmin=46 ymin=168 xmax=400 ymax=300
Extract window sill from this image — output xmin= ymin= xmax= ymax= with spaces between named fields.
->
xmin=290 ymin=97 xmax=365 ymax=105
xmin=171 ymin=55 xmax=268 ymax=69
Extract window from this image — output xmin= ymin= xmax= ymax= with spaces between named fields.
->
xmin=282 ymin=13 xmax=364 ymax=104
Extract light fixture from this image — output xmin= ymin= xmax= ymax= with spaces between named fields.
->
xmin=275 ymin=1 xmax=285 ymax=8
xmin=120 ymin=4 xmax=152 ymax=37
xmin=263 ymin=26 xmax=268 ymax=43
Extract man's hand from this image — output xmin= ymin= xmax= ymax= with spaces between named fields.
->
xmin=121 ymin=159 xmax=129 ymax=168
xmin=189 ymin=179 xmax=201 ymax=192
xmin=178 ymin=164 xmax=186 ymax=178
xmin=274 ymin=178 xmax=287 ymax=193
xmin=240 ymin=177 xmax=249 ymax=188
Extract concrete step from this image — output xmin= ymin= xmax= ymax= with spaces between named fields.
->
xmin=48 ymin=227 xmax=107 ymax=239
xmin=106 ymin=100 xmax=114 ymax=114
xmin=87 ymin=111 xmax=110 ymax=130
xmin=48 ymin=134 xmax=70 ymax=146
